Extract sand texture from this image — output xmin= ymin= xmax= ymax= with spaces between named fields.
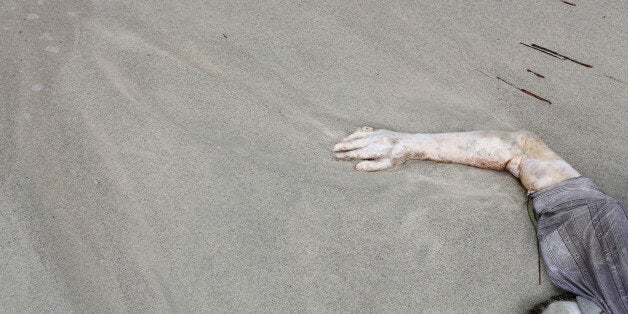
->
xmin=1 ymin=0 xmax=626 ymax=312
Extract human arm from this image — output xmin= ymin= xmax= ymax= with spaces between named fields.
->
xmin=332 ymin=127 xmax=580 ymax=192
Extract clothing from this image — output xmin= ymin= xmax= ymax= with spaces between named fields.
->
xmin=531 ymin=177 xmax=628 ymax=313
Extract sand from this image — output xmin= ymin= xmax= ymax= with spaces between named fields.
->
xmin=1 ymin=0 xmax=626 ymax=312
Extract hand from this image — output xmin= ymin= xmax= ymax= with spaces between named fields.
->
xmin=332 ymin=126 xmax=411 ymax=171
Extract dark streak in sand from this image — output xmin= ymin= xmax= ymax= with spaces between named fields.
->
xmin=520 ymin=43 xmax=592 ymax=68
xmin=473 ymin=68 xmax=492 ymax=79
xmin=496 ymin=76 xmax=515 ymax=88
xmin=527 ymin=69 xmax=545 ymax=78
xmin=520 ymin=89 xmax=552 ymax=104
xmin=560 ymin=0 xmax=577 ymax=6
xmin=604 ymin=75 xmax=627 ymax=85
xmin=496 ymin=76 xmax=552 ymax=105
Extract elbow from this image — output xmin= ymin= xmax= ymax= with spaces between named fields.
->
xmin=505 ymin=131 xmax=541 ymax=177
xmin=514 ymin=130 xmax=541 ymax=147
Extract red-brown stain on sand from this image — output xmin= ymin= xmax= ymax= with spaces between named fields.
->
xmin=520 ymin=89 xmax=552 ymax=105
xmin=527 ymin=69 xmax=545 ymax=78
xmin=604 ymin=75 xmax=627 ymax=85
xmin=496 ymin=76 xmax=552 ymax=105
xmin=520 ymin=43 xmax=592 ymax=68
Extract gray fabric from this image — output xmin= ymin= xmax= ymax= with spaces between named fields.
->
xmin=577 ymin=296 xmax=603 ymax=314
xmin=532 ymin=177 xmax=628 ymax=313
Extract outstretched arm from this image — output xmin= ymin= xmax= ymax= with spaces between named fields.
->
xmin=332 ymin=127 xmax=580 ymax=192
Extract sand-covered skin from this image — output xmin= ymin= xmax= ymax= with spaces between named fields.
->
xmin=1 ymin=0 xmax=626 ymax=312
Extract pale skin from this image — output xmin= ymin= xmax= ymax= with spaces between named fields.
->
xmin=333 ymin=127 xmax=580 ymax=192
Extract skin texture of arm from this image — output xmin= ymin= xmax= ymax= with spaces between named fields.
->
xmin=332 ymin=127 xmax=580 ymax=192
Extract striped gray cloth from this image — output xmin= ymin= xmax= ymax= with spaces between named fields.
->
xmin=532 ymin=177 xmax=627 ymax=313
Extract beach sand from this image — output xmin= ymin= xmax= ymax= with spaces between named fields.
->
xmin=1 ymin=0 xmax=626 ymax=311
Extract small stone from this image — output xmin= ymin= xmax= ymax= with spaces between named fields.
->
xmin=31 ymin=83 xmax=45 ymax=92
xmin=45 ymin=46 xmax=61 ymax=53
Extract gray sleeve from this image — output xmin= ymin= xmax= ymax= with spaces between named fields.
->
xmin=531 ymin=177 xmax=628 ymax=314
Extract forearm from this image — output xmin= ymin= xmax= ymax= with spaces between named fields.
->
xmin=403 ymin=130 xmax=580 ymax=191
xmin=402 ymin=131 xmax=524 ymax=172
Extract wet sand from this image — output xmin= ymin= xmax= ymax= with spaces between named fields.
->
xmin=1 ymin=0 xmax=626 ymax=312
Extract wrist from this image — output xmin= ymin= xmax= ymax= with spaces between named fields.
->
xmin=400 ymin=133 xmax=431 ymax=160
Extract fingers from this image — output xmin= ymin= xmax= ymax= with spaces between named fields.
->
xmin=333 ymin=127 xmax=398 ymax=171
xmin=333 ymin=138 xmax=369 ymax=152
xmin=355 ymin=159 xmax=393 ymax=171
xmin=333 ymin=148 xmax=381 ymax=160
xmin=342 ymin=132 xmax=366 ymax=142
xmin=342 ymin=126 xmax=377 ymax=142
